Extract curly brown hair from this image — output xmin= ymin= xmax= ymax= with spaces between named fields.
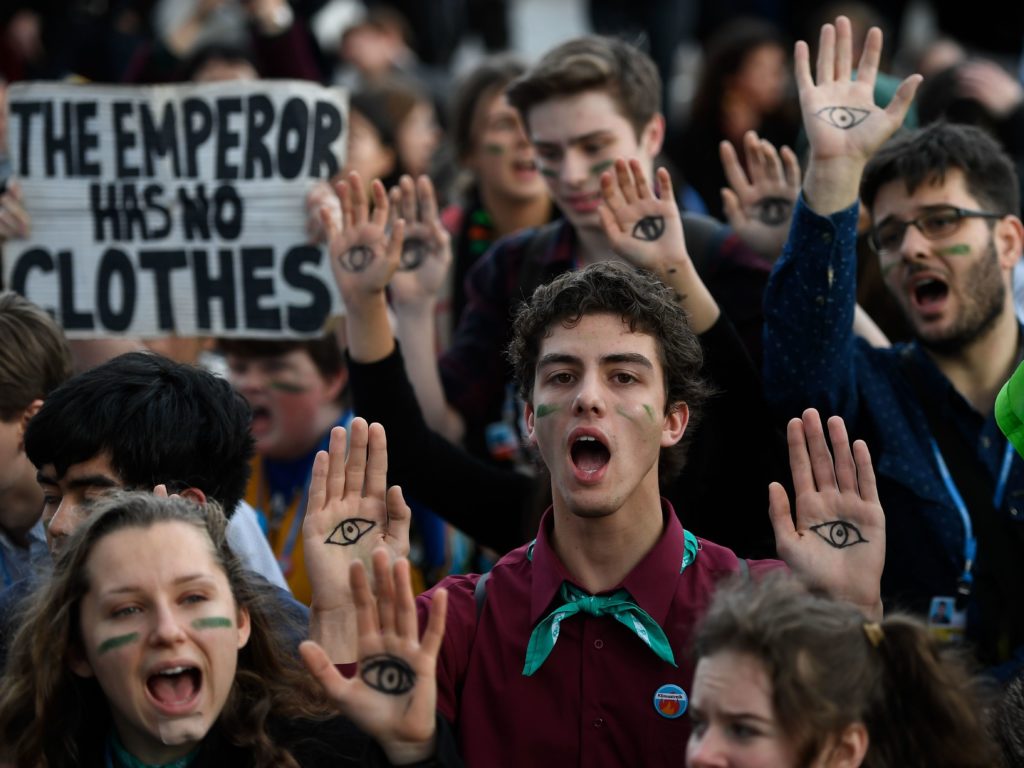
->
xmin=507 ymin=261 xmax=710 ymax=482
xmin=0 ymin=492 xmax=333 ymax=768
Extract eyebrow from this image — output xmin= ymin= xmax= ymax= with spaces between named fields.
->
xmin=532 ymin=129 xmax=614 ymax=149
xmin=36 ymin=472 xmax=121 ymax=491
xmin=537 ymin=352 xmax=655 ymax=369
xmin=102 ymin=573 xmax=215 ymax=596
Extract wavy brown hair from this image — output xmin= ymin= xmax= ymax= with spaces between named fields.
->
xmin=694 ymin=574 xmax=998 ymax=768
xmin=0 ymin=492 xmax=333 ymax=768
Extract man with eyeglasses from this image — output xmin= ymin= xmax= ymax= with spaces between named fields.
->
xmin=764 ymin=17 xmax=1024 ymax=675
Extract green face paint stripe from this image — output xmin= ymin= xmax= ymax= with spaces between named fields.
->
xmin=539 ymin=167 xmax=557 ymax=178
xmin=535 ymin=403 xmax=561 ymax=418
xmin=268 ymin=380 xmax=308 ymax=393
xmin=643 ymin=404 xmax=656 ymax=422
xmin=192 ymin=617 xmax=233 ymax=630
xmin=482 ymin=143 xmax=505 ymax=155
xmin=590 ymin=160 xmax=614 ymax=176
xmin=938 ymin=244 xmax=971 ymax=256
xmin=98 ymin=633 xmax=140 ymax=654
xmin=615 ymin=405 xmax=638 ymax=422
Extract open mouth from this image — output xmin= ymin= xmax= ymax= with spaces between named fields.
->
xmin=146 ymin=666 xmax=201 ymax=713
xmin=512 ymin=158 xmax=537 ymax=173
xmin=911 ymin=277 xmax=949 ymax=312
xmin=250 ymin=405 xmax=271 ymax=432
xmin=570 ymin=434 xmax=611 ymax=479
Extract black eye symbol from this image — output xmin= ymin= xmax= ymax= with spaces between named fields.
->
xmin=631 ymin=216 xmax=665 ymax=241
xmin=400 ymin=238 xmax=428 ymax=271
xmin=325 ymin=517 xmax=376 ymax=546
xmin=809 ymin=520 xmax=868 ymax=549
xmin=814 ymin=107 xmax=870 ymax=130
xmin=754 ymin=197 xmax=792 ymax=226
xmin=361 ymin=655 xmax=416 ymax=695
xmin=338 ymin=246 xmax=374 ymax=272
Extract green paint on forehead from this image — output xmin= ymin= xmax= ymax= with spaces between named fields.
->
xmin=535 ymin=403 xmax=561 ymax=418
xmin=268 ymin=380 xmax=309 ymax=394
xmin=643 ymin=404 xmax=656 ymax=422
xmin=590 ymin=160 xmax=614 ymax=176
xmin=98 ymin=633 xmax=140 ymax=654
xmin=938 ymin=243 xmax=971 ymax=256
xmin=192 ymin=617 xmax=233 ymax=630
xmin=482 ymin=143 xmax=506 ymax=156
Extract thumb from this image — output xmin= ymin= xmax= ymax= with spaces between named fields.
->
xmin=767 ymin=481 xmax=795 ymax=543
xmin=720 ymin=188 xmax=747 ymax=229
xmin=385 ymin=485 xmax=412 ymax=558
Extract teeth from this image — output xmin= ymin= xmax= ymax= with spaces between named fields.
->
xmin=159 ymin=666 xmax=189 ymax=676
xmin=577 ymin=436 xmax=596 ymax=442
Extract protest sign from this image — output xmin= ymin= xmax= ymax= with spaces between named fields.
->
xmin=3 ymin=80 xmax=347 ymax=338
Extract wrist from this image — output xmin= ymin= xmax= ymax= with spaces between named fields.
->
xmin=384 ymin=734 xmax=437 ymax=766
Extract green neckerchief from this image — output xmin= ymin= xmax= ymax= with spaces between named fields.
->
xmin=522 ymin=529 xmax=699 ymax=676
xmin=107 ymin=730 xmax=200 ymax=768
xmin=996 ymin=359 xmax=1024 ymax=459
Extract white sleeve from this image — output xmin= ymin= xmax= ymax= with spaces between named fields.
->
xmin=226 ymin=501 xmax=291 ymax=592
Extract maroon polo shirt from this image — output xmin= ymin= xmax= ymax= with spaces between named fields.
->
xmin=417 ymin=501 xmax=783 ymax=767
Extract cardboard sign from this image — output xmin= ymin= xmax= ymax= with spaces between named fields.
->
xmin=3 ymin=80 xmax=347 ymax=338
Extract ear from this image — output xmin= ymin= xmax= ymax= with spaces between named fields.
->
xmin=821 ymin=721 xmax=869 ymax=768
xmin=236 ymin=606 xmax=251 ymax=650
xmin=178 ymin=487 xmax=208 ymax=505
xmin=67 ymin=643 xmax=95 ymax=679
xmin=524 ymin=401 xmax=537 ymax=445
xmin=660 ymin=402 xmax=689 ymax=448
xmin=16 ymin=398 xmax=43 ymax=448
xmin=323 ymin=367 xmax=348 ymax=405
xmin=994 ymin=214 xmax=1024 ymax=271
xmin=640 ymin=113 xmax=666 ymax=159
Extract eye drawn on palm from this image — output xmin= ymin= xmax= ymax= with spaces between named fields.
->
xmin=300 ymin=551 xmax=447 ymax=765
xmin=769 ymin=409 xmax=886 ymax=617
xmin=797 ymin=18 xmax=920 ymax=166
xmin=324 ymin=172 xmax=402 ymax=305
xmin=597 ymin=158 xmax=689 ymax=278
xmin=388 ymin=175 xmax=452 ymax=308
xmin=720 ymin=132 xmax=800 ymax=259
xmin=303 ymin=418 xmax=412 ymax=615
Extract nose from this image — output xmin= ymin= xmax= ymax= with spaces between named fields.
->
xmin=686 ymin=728 xmax=728 ymax=768
xmin=149 ymin=600 xmax=188 ymax=646
xmin=896 ymin=219 xmax=932 ymax=261
xmin=561 ymin=148 xmax=588 ymax=188
xmin=46 ymin=499 xmax=85 ymax=550
xmin=572 ymin=373 xmax=606 ymax=416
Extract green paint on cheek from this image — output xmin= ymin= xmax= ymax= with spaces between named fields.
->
xmin=615 ymin=404 xmax=638 ymax=422
xmin=539 ymin=167 xmax=557 ymax=179
xmin=98 ymin=633 xmax=140 ymax=654
xmin=192 ymin=617 xmax=233 ymax=630
xmin=938 ymin=243 xmax=971 ymax=256
xmin=535 ymin=403 xmax=561 ymax=418
xmin=269 ymin=380 xmax=308 ymax=394
xmin=483 ymin=143 xmax=505 ymax=156
xmin=590 ymin=160 xmax=614 ymax=176
xmin=643 ymin=404 xmax=656 ymax=422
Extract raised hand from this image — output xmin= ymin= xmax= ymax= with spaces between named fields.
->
xmin=597 ymin=158 xmax=690 ymax=281
xmin=797 ymin=17 xmax=920 ymax=167
xmin=304 ymin=419 xmax=413 ymax=658
xmin=387 ymin=174 xmax=453 ymax=310
xmin=769 ymin=409 xmax=885 ymax=619
xmin=322 ymin=171 xmax=405 ymax=306
xmin=306 ymin=180 xmax=341 ymax=244
xmin=720 ymin=131 xmax=801 ymax=260
xmin=301 ymin=550 xmax=448 ymax=765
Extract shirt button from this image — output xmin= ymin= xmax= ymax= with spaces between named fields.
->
xmin=593 ymin=718 xmax=604 ymax=728
xmin=594 ymin=639 xmax=604 ymax=649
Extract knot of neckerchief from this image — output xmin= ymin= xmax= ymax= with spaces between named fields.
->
xmin=522 ymin=582 xmax=676 ymax=676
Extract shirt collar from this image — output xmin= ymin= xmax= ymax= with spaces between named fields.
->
xmin=529 ymin=499 xmax=686 ymax=627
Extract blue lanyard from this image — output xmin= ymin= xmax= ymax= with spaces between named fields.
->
xmin=930 ymin=438 xmax=1015 ymax=583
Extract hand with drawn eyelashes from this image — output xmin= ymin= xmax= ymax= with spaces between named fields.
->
xmin=768 ymin=408 xmax=886 ymax=620
xmin=387 ymin=174 xmax=453 ymax=311
xmin=300 ymin=550 xmax=448 ymax=766
xmin=303 ymin=418 xmax=413 ymax=663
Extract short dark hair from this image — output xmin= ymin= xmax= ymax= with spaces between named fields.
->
xmin=0 ymin=292 xmax=72 ymax=420
xmin=508 ymin=262 xmax=709 ymax=480
xmin=506 ymin=36 xmax=661 ymax=137
xmin=861 ymin=122 xmax=1021 ymax=216
xmin=183 ymin=41 xmax=257 ymax=81
xmin=450 ymin=54 xmax=528 ymax=162
xmin=216 ymin=332 xmax=347 ymax=405
xmin=24 ymin=352 xmax=253 ymax=515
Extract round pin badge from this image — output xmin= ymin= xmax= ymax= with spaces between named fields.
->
xmin=653 ymin=684 xmax=688 ymax=719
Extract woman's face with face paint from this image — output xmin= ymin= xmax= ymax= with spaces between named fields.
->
xmin=71 ymin=521 xmax=251 ymax=765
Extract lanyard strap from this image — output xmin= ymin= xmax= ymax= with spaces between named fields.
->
xmin=0 ymin=547 xmax=11 ymax=590
xmin=930 ymin=438 xmax=1014 ymax=582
